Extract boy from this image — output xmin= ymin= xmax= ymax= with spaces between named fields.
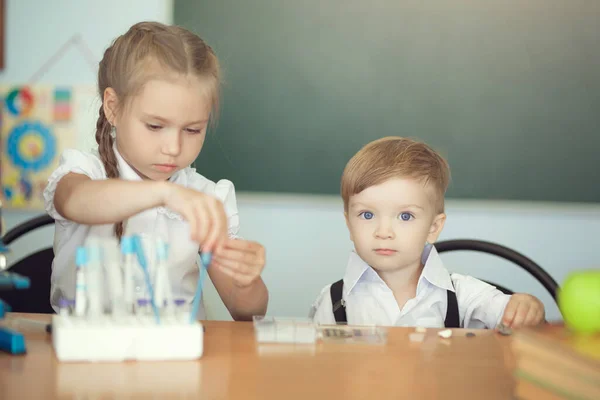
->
xmin=310 ymin=137 xmax=545 ymax=328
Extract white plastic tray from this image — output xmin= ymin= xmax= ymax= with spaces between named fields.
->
xmin=252 ymin=316 xmax=317 ymax=344
xmin=52 ymin=314 xmax=204 ymax=362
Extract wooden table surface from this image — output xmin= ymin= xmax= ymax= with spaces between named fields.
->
xmin=0 ymin=313 xmax=518 ymax=399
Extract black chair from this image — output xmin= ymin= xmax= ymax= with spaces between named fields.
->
xmin=435 ymin=239 xmax=559 ymax=303
xmin=1 ymin=214 xmax=55 ymax=313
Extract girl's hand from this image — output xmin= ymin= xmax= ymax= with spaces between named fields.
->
xmin=161 ymin=182 xmax=227 ymax=252
xmin=212 ymin=239 xmax=266 ymax=288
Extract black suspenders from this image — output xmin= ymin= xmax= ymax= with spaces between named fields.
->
xmin=444 ymin=286 xmax=460 ymax=328
xmin=329 ymin=278 xmax=460 ymax=328
xmin=330 ymin=279 xmax=347 ymax=323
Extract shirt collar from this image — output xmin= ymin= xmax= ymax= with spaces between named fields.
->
xmin=111 ymin=143 xmax=186 ymax=183
xmin=342 ymin=251 xmax=379 ymax=295
xmin=419 ymin=244 xmax=455 ymax=292
xmin=343 ymin=244 xmax=455 ymax=296
xmin=113 ymin=143 xmax=141 ymax=181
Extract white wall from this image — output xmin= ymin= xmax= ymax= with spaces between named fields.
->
xmin=2 ymin=1 xmax=596 ymax=324
xmin=1 ymin=0 xmax=173 ymax=83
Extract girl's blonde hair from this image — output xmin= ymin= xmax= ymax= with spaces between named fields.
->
xmin=96 ymin=22 xmax=221 ymax=238
xmin=341 ymin=137 xmax=450 ymax=213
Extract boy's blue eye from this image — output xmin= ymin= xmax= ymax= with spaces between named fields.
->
xmin=359 ymin=211 xmax=374 ymax=220
xmin=399 ymin=212 xmax=413 ymax=221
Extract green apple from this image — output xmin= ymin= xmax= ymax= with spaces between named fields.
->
xmin=558 ymin=270 xmax=600 ymax=334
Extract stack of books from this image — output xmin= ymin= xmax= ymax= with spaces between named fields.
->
xmin=512 ymin=325 xmax=599 ymax=399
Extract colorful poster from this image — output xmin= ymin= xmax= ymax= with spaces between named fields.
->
xmin=1 ymin=85 xmax=78 ymax=210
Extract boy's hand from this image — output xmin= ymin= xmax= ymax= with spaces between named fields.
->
xmin=501 ymin=293 xmax=545 ymax=328
xmin=212 ymin=239 xmax=266 ymax=288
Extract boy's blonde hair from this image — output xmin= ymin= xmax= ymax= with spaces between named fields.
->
xmin=96 ymin=22 xmax=221 ymax=238
xmin=341 ymin=137 xmax=450 ymax=213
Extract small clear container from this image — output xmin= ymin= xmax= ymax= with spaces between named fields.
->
xmin=252 ymin=316 xmax=316 ymax=344
xmin=317 ymin=325 xmax=388 ymax=345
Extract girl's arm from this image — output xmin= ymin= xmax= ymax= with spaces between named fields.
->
xmin=54 ymin=172 xmax=228 ymax=250
xmin=210 ymin=268 xmax=269 ymax=321
xmin=55 ymin=173 xmax=169 ymax=225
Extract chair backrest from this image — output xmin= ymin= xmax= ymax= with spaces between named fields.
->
xmin=1 ymin=214 xmax=55 ymax=313
xmin=3 ymin=214 xmax=55 ymax=245
xmin=435 ymin=239 xmax=559 ymax=302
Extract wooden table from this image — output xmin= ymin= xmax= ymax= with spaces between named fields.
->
xmin=1 ymin=313 xmax=517 ymax=399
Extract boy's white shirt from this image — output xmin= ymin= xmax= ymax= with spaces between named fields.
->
xmin=310 ymin=244 xmax=510 ymax=328
xmin=43 ymin=146 xmax=240 ymax=315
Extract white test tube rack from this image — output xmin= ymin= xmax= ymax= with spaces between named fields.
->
xmin=52 ymin=313 xmax=204 ymax=362
xmin=52 ymin=235 xmax=204 ymax=363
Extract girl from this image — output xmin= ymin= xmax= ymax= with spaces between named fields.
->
xmin=44 ymin=22 xmax=268 ymax=320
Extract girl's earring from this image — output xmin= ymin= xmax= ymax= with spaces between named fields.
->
xmin=110 ymin=125 xmax=116 ymax=138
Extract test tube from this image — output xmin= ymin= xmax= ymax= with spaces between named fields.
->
xmin=68 ymin=299 xmax=76 ymax=315
xmin=121 ymin=237 xmax=136 ymax=314
xmin=86 ymin=244 xmax=104 ymax=317
xmin=174 ymin=298 xmax=188 ymax=322
xmin=136 ymin=298 xmax=150 ymax=317
xmin=58 ymin=298 xmax=70 ymax=317
xmin=74 ymin=247 xmax=88 ymax=317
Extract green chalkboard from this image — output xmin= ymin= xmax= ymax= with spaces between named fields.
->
xmin=175 ymin=0 xmax=600 ymax=202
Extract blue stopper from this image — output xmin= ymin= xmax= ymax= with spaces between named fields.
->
xmin=120 ymin=236 xmax=134 ymax=255
xmin=87 ymin=245 xmax=102 ymax=263
xmin=75 ymin=247 xmax=87 ymax=267
xmin=200 ymin=252 xmax=212 ymax=267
